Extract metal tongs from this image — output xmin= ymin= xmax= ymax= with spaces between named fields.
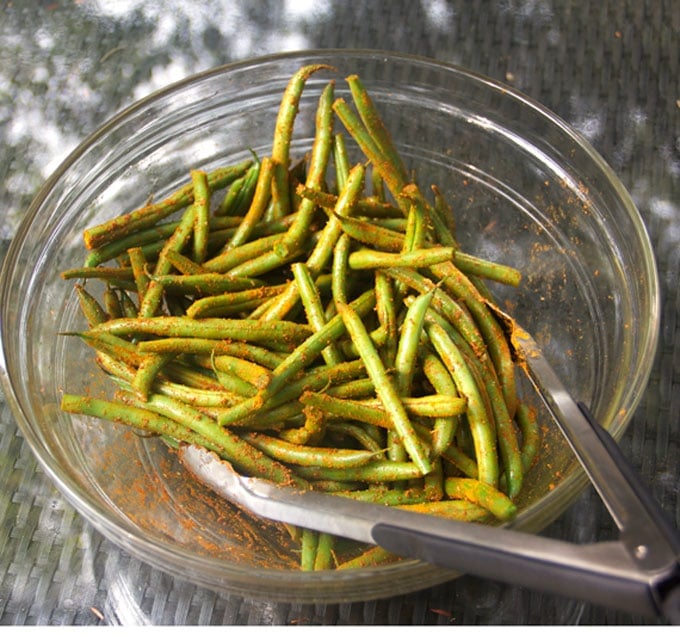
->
xmin=179 ymin=319 xmax=680 ymax=622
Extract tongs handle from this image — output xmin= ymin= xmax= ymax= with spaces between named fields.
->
xmin=577 ymin=402 xmax=680 ymax=559
xmin=576 ymin=403 xmax=680 ymax=623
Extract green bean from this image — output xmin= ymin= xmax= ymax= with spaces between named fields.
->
xmin=295 ymin=461 xmax=425 ymax=483
xmin=313 ymin=532 xmax=336 ymax=570
xmin=61 ymin=393 xmax=219 ymax=451
xmin=113 ymin=235 xmax=181 ymax=266
xmin=215 ymin=172 xmax=248 ymax=217
xmin=374 ymin=270 xmax=397 ymax=366
xmin=338 ymin=487 xmax=430 ymax=506
xmin=90 ymin=315 xmax=312 ymax=345
xmin=279 ymin=404 xmax=326 ymax=445
xmin=291 ymin=262 xmax=344 ymax=366
xmin=444 ymin=477 xmax=517 ymax=521
xmin=332 ymin=98 xmax=406 ymax=205
xmin=61 ymin=266 xmax=135 ymax=282
xmin=202 ymin=233 xmax=282 ymax=273
xmin=127 ymin=247 xmax=151 ymax=297
xmin=517 ymin=402 xmax=540 ymax=473
xmin=279 ymin=80 xmax=335 ymax=258
xmin=136 ymin=200 xmax=198 ymax=317
xmin=70 ymin=330 xmax=143 ymax=367
xmin=469 ymin=274 xmax=495 ymax=302
xmin=151 ymin=272 xmax=262 ymax=296
xmin=423 ymin=456 xmax=446 ymax=501
xmin=189 ymin=298 xmax=275 ymax=319
xmin=241 ymin=431 xmax=379 ymax=468
xmin=194 ymin=363 xmax=256 ymax=398
xmin=348 ymin=246 xmax=454 ymax=270
xmin=398 ymin=499 xmax=491 ymax=522
xmin=83 ymin=160 xmax=252 ymax=249
xmin=217 ymin=160 xmax=260 ymax=217
xmin=426 ymin=322 xmax=499 ymax=487
xmin=138 ymin=338 xmax=286 ymax=369
xmin=326 ymin=422 xmax=384 ymax=454
xmin=185 ymin=283 xmax=287 ymax=319
xmin=295 ymin=185 xmax=402 ymax=219
xmin=339 ymin=324 xmax=389 ymax=360
xmin=306 ymin=162 xmax=366 ymax=275
xmin=327 ymin=212 xmax=404 ymax=252
xmin=346 ymin=73 xmax=409 ymax=187
xmin=208 ymin=354 xmax=272 ymax=390
xmin=96 ymin=341 xmax=257 ymax=410
xmin=136 ymin=279 xmax=164 ymax=319
xmin=332 ymin=132 xmax=350 ymax=191
xmin=300 ymin=529 xmax=319 ymax=571
xmin=325 ymin=377 xmax=376 ymax=400
xmin=163 ymin=250 xmax=210 ymax=275
xmin=75 ymin=284 xmax=108 ymax=327
xmin=452 ymin=252 xmax=522 ymax=287
xmin=400 ymin=183 xmax=428 ymax=253
xmin=266 ymin=158 xmax=290 ymax=221
xmin=154 ymin=203 xmax=197 ymax=276
xmin=163 ymin=360 xmax=232 ymax=393
xmin=441 ymin=443 xmax=479 ymax=479
xmin=190 ymin=169 xmax=210 ymax=264
xmin=89 ymin=214 xmax=244 ymax=269
xmin=336 ymin=546 xmax=401 ymax=569
xmin=132 ymin=352 xmax=175 ymax=400
xmin=371 ymin=167 xmax=386 ymax=200
xmin=272 ymin=64 xmax=332 ymax=170
xmin=227 ymin=156 xmax=274 ymax=249
xmin=364 ymin=395 xmax=466 ymax=418
xmin=331 ymin=233 xmax=352 ymax=306
xmin=394 ymin=289 xmax=434 ymax=396
xmin=94 ymin=346 xmax=292 ymax=411
xmin=200 ymin=406 xmax=299 ymax=431
xmin=298 ymin=391 xmax=389 ymax=429
xmin=300 ymin=392 xmax=465 ymax=427
xmin=139 ymin=376 xmax=243 ymax=409
xmin=84 ymin=221 xmax=179 ymax=268
xmin=226 ymin=239 xmax=307 ymax=279
xmin=311 ymin=481 xmax=364 ymax=494
xmin=266 ymin=359 xmax=367 ymax=410
xmin=325 ymin=204 xmax=519 ymax=287
xmin=233 ymin=400 xmax=304 ymax=431
xmin=337 ymin=300 xmax=432 ymax=475
xmin=421 ymin=351 xmax=460 ymax=456
xmin=118 ymin=289 xmax=138 ymax=318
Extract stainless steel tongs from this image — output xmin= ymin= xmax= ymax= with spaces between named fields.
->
xmin=179 ymin=321 xmax=680 ymax=622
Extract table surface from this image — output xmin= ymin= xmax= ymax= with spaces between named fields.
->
xmin=1 ymin=0 xmax=678 ymax=626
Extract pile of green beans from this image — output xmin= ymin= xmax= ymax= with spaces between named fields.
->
xmin=60 ymin=64 xmax=540 ymax=571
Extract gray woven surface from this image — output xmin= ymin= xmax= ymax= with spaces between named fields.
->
xmin=0 ymin=0 xmax=678 ymax=625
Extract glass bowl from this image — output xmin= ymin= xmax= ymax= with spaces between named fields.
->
xmin=0 ymin=50 xmax=659 ymax=603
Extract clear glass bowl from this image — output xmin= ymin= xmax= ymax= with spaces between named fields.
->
xmin=0 ymin=50 xmax=659 ymax=603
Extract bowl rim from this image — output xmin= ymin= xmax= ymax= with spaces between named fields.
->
xmin=0 ymin=48 xmax=661 ymax=601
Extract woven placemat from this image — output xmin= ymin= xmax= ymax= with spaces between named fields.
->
xmin=1 ymin=0 xmax=678 ymax=625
